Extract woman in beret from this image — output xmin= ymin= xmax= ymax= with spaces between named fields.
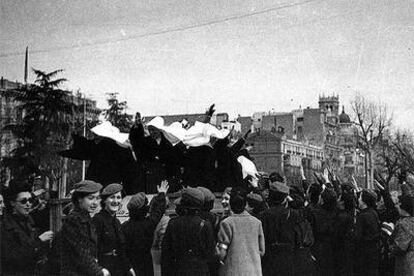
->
xmin=93 ymin=183 xmax=135 ymax=276
xmin=1 ymin=185 xmax=54 ymax=276
xmin=48 ymin=180 xmax=111 ymax=276
xmin=122 ymin=180 xmax=168 ymax=276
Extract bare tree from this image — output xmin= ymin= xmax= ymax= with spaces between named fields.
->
xmin=351 ymin=93 xmax=392 ymax=189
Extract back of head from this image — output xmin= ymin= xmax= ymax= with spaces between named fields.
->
xmin=341 ymin=192 xmax=356 ymax=212
xmin=269 ymin=172 xmax=284 ymax=183
xmin=197 ymin=186 xmax=215 ymax=211
xmin=321 ymin=188 xmax=337 ymax=211
xmin=230 ymin=187 xmax=247 ymax=214
xmin=308 ymin=184 xmax=322 ymax=205
xmin=361 ymin=189 xmax=377 ymax=209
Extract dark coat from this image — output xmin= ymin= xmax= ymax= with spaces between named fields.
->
xmin=161 ymin=214 xmax=215 ymax=276
xmin=259 ymin=204 xmax=299 ymax=276
xmin=334 ymin=209 xmax=355 ymax=276
xmin=49 ymin=208 xmax=103 ymax=276
xmin=354 ymin=207 xmax=381 ymax=276
xmin=309 ymin=206 xmax=337 ymax=276
xmin=92 ymin=209 xmax=130 ymax=276
xmin=129 ymin=124 xmax=184 ymax=193
xmin=60 ymin=135 xmax=141 ymax=195
xmin=1 ymin=212 xmax=45 ymax=275
xmin=214 ymin=137 xmax=246 ymax=191
xmin=122 ymin=193 xmax=166 ymax=276
xmin=184 ymin=145 xmax=217 ymax=190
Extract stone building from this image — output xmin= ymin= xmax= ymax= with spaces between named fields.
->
xmin=241 ymin=95 xmax=364 ymax=181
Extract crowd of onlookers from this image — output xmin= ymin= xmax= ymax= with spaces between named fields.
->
xmin=2 ymin=166 xmax=414 ymax=276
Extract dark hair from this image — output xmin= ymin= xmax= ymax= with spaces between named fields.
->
xmin=400 ymin=195 xmax=414 ymax=216
xmin=230 ymin=187 xmax=247 ymax=214
xmin=361 ymin=190 xmax=377 ymax=209
xmin=321 ymin=188 xmax=337 ymax=211
xmin=289 ymin=193 xmax=305 ymax=209
xmin=71 ymin=191 xmax=94 ymax=207
xmin=268 ymin=190 xmax=287 ymax=205
xmin=4 ymin=185 xmax=31 ymax=211
xmin=269 ymin=172 xmax=284 ymax=183
xmin=308 ymin=184 xmax=322 ymax=205
xmin=342 ymin=192 xmax=356 ymax=212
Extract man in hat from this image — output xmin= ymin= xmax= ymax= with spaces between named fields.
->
xmin=259 ymin=180 xmax=301 ymax=276
xmin=122 ymin=180 xmax=168 ymax=275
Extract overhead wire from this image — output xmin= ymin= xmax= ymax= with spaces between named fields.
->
xmin=0 ymin=0 xmax=322 ymax=58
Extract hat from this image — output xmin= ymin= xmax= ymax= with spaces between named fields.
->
xmin=181 ymin=187 xmax=204 ymax=209
xmin=101 ymin=183 xmax=123 ymax=196
xmin=247 ymin=192 xmax=263 ymax=203
xmin=381 ymin=222 xmax=395 ymax=236
xmin=127 ymin=192 xmax=147 ymax=211
xmin=197 ymin=187 xmax=215 ymax=203
xmin=73 ymin=180 xmax=102 ymax=193
xmin=269 ymin=181 xmax=290 ymax=194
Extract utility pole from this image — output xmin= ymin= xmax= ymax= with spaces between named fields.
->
xmin=82 ymin=94 xmax=86 ymax=180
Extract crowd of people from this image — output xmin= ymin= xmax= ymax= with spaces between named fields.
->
xmin=1 ymin=105 xmax=414 ymax=276
xmin=2 ymin=167 xmax=414 ymax=276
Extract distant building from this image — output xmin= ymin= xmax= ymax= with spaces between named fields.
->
xmin=246 ymin=95 xmax=364 ymax=181
xmin=246 ymin=129 xmax=324 ymax=180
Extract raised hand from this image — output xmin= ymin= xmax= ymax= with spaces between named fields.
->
xmin=206 ymin=104 xmax=215 ymax=117
xmin=39 ymin=230 xmax=54 ymax=242
xmin=157 ymin=180 xmax=169 ymax=194
xmin=243 ymin=129 xmax=252 ymax=140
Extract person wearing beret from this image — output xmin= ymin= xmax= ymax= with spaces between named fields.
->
xmin=161 ymin=187 xmax=215 ymax=276
xmin=259 ymin=181 xmax=301 ymax=276
xmin=1 ymin=184 xmax=54 ymax=276
xmin=122 ymin=180 xmax=169 ymax=276
xmin=354 ymin=189 xmax=381 ymax=276
xmin=47 ymin=180 xmax=111 ymax=276
xmin=92 ymin=184 xmax=135 ymax=276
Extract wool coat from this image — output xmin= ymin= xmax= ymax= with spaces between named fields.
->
xmin=1 ymin=212 xmax=45 ymax=276
xmin=161 ymin=214 xmax=215 ymax=276
xmin=390 ymin=215 xmax=414 ymax=276
xmin=354 ymin=207 xmax=381 ymax=276
xmin=49 ymin=208 xmax=103 ymax=276
xmin=122 ymin=193 xmax=166 ymax=276
xmin=217 ymin=211 xmax=265 ymax=276
xmin=260 ymin=204 xmax=299 ymax=276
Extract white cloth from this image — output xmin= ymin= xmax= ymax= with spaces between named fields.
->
xmin=91 ymin=121 xmax=130 ymax=147
xmin=146 ymin=117 xmax=229 ymax=147
xmin=237 ymin=156 xmax=259 ymax=187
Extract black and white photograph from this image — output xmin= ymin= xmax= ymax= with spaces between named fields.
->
xmin=1 ymin=0 xmax=414 ymax=275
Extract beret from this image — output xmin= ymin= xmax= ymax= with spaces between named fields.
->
xmin=247 ymin=192 xmax=263 ymax=203
xmin=197 ymin=186 xmax=215 ymax=203
xmin=101 ymin=183 xmax=123 ymax=196
xmin=181 ymin=187 xmax=204 ymax=209
xmin=269 ymin=181 xmax=290 ymax=194
xmin=73 ymin=180 xmax=102 ymax=193
xmin=127 ymin=192 xmax=147 ymax=211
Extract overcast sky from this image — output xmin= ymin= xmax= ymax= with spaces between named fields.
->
xmin=1 ymin=0 xmax=413 ymax=129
